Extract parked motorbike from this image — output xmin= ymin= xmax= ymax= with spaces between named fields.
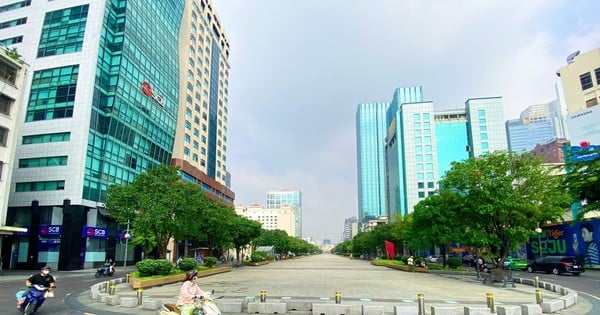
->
xmin=160 ymin=290 xmax=221 ymax=315
xmin=17 ymin=284 xmax=54 ymax=315
xmin=95 ymin=264 xmax=115 ymax=278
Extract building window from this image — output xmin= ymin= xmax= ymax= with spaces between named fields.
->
xmin=580 ymin=72 xmax=593 ymax=90
xmin=0 ymin=126 xmax=7 ymax=146
xmin=37 ymin=5 xmax=88 ymax=57
xmin=595 ymin=68 xmax=600 ymax=85
xmin=417 ymin=182 xmax=424 ymax=189
xmin=0 ymin=94 xmax=12 ymax=115
xmin=0 ymin=36 xmax=23 ymax=45
xmin=0 ymin=0 xmax=31 ymax=12
xmin=26 ymin=65 xmax=78 ymax=121
xmin=0 ymin=17 xmax=27 ymax=29
xmin=19 ymin=156 xmax=68 ymax=168
xmin=586 ymin=98 xmax=598 ymax=108
xmin=16 ymin=180 xmax=65 ymax=192
xmin=22 ymin=132 xmax=70 ymax=144
xmin=413 ymin=113 xmax=420 ymax=121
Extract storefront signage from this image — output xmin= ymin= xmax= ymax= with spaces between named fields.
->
xmin=141 ymin=81 xmax=165 ymax=107
xmin=81 ymin=226 xmax=108 ymax=239
xmin=39 ymin=225 xmax=62 ymax=237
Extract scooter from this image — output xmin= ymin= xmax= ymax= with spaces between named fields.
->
xmin=160 ymin=290 xmax=221 ymax=315
xmin=17 ymin=284 xmax=55 ymax=315
xmin=95 ymin=264 xmax=115 ymax=278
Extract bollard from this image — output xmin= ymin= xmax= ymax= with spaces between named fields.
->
xmin=126 ymin=273 xmax=130 ymax=283
xmin=105 ymin=280 xmax=110 ymax=293
xmin=560 ymin=287 xmax=568 ymax=296
xmin=417 ymin=294 xmax=425 ymax=315
xmin=136 ymin=288 xmax=143 ymax=306
xmin=535 ymin=289 xmax=543 ymax=304
xmin=533 ymin=276 xmax=539 ymax=288
xmin=260 ymin=290 xmax=267 ymax=302
xmin=334 ymin=292 xmax=342 ymax=304
xmin=486 ymin=293 xmax=495 ymax=313
xmin=109 ymin=285 xmax=116 ymax=296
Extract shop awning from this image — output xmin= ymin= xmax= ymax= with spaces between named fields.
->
xmin=0 ymin=226 xmax=28 ymax=235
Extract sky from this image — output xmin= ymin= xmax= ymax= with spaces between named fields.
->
xmin=211 ymin=0 xmax=600 ymax=243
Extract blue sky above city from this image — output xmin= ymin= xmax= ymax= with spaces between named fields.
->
xmin=212 ymin=0 xmax=600 ymax=242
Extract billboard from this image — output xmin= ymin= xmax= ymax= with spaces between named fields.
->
xmin=528 ymin=219 xmax=600 ymax=268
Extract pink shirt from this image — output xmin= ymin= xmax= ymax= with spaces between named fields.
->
xmin=176 ymin=280 xmax=205 ymax=305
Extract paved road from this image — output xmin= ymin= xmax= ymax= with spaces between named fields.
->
xmin=66 ymin=253 xmax=596 ymax=314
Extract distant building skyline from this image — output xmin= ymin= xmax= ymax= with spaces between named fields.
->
xmin=506 ymin=100 xmax=567 ymax=152
xmin=266 ymin=189 xmax=302 ymax=237
xmin=235 ymin=204 xmax=296 ymax=237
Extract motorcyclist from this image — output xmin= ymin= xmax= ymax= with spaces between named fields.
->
xmin=18 ymin=266 xmax=56 ymax=311
xmin=176 ymin=270 xmax=206 ymax=315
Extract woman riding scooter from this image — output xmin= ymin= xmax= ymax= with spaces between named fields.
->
xmin=176 ymin=270 xmax=206 ymax=315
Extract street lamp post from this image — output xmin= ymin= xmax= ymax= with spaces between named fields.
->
xmin=123 ymin=220 xmax=131 ymax=272
xmin=535 ymin=225 xmax=543 ymax=258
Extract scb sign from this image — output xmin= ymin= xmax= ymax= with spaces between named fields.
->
xmin=81 ymin=226 xmax=108 ymax=239
xmin=39 ymin=225 xmax=62 ymax=237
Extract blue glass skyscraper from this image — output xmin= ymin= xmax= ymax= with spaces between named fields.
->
xmin=356 ymin=102 xmax=389 ymax=221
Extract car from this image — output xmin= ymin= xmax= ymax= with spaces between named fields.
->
xmin=526 ymin=256 xmax=584 ymax=276
xmin=461 ymin=254 xmax=475 ymax=266
xmin=503 ymin=257 xmax=528 ymax=270
xmin=426 ymin=255 xmax=441 ymax=263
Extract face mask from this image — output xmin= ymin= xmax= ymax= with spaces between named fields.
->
xmin=42 ymin=270 xmax=49 ymax=275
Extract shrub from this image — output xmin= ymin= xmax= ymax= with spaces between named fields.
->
xmin=154 ymin=259 xmax=173 ymax=275
xmin=177 ymin=257 xmax=198 ymax=271
xmin=203 ymin=256 xmax=217 ymax=268
xmin=136 ymin=259 xmax=156 ymax=277
xmin=251 ymin=252 xmax=264 ymax=262
xmin=447 ymin=257 xmax=462 ymax=269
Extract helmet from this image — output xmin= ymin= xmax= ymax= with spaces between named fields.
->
xmin=185 ymin=270 xmax=198 ymax=281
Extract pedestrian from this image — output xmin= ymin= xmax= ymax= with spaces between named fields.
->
xmin=407 ymin=255 xmax=414 ymax=272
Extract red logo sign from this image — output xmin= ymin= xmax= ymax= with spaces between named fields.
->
xmin=141 ymin=81 xmax=153 ymax=96
xmin=86 ymin=227 xmax=95 ymax=237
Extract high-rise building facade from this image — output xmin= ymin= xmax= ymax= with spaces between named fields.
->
xmin=0 ymin=0 xmax=233 ymax=270
xmin=0 ymin=46 xmax=28 ymax=244
xmin=506 ymin=101 xmax=567 ymax=152
xmin=342 ymin=216 xmax=358 ymax=241
xmin=266 ymin=189 xmax=302 ymax=237
xmin=378 ymin=88 xmax=507 ymax=218
xmin=556 ymin=48 xmax=600 ymax=146
xmin=356 ymin=102 xmax=388 ymax=221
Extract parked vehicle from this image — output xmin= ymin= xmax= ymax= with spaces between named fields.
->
xmin=503 ymin=257 xmax=528 ymax=270
xmin=526 ymin=256 xmax=584 ymax=275
xmin=95 ymin=264 xmax=115 ymax=278
xmin=462 ymin=254 xmax=475 ymax=266
xmin=426 ymin=255 xmax=441 ymax=263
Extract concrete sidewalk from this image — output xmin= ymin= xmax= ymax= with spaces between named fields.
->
xmin=65 ymin=254 xmax=595 ymax=315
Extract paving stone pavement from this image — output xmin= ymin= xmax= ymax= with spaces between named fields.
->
xmin=68 ymin=253 xmax=594 ymax=315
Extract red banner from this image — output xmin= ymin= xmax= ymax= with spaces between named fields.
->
xmin=385 ymin=240 xmax=395 ymax=259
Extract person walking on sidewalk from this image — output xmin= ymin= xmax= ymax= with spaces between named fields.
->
xmin=407 ymin=256 xmax=414 ymax=272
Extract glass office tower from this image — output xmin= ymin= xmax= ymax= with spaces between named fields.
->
xmin=356 ymin=102 xmax=389 ymax=221
xmin=1 ymin=0 xmax=185 ymax=270
xmin=266 ymin=189 xmax=302 ymax=237
xmin=506 ymin=101 xmax=567 ymax=152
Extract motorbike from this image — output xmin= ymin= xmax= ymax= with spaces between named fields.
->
xmin=95 ymin=264 xmax=115 ymax=278
xmin=160 ymin=290 xmax=221 ymax=315
xmin=17 ymin=284 xmax=54 ymax=315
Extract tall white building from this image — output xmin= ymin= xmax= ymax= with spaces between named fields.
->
xmin=235 ymin=204 xmax=296 ymax=237
xmin=0 ymin=46 xmax=28 ymax=244
xmin=266 ymin=189 xmax=302 ymax=237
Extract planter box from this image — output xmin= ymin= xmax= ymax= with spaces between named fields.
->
xmin=244 ymin=260 xmax=270 ymax=266
xmin=129 ymin=267 xmax=232 ymax=289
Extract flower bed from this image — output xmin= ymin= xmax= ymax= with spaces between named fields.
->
xmin=129 ymin=266 xmax=232 ymax=289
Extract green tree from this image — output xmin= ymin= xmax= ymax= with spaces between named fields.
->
xmin=229 ymin=216 xmax=263 ymax=263
xmin=253 ymin=229 xmax=290 ymax=254
xmin=439 ymin=151 xmax=571 ymax=266
xmin=409 ymin=190 xmax=466 ymax=265
xmin=196 ymin=201 xmax=238 ymax=256
xmin=106 ymin=164 xmax=200 ymax=259
xmin=561 ymin=149 xmax=600 ymax=217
